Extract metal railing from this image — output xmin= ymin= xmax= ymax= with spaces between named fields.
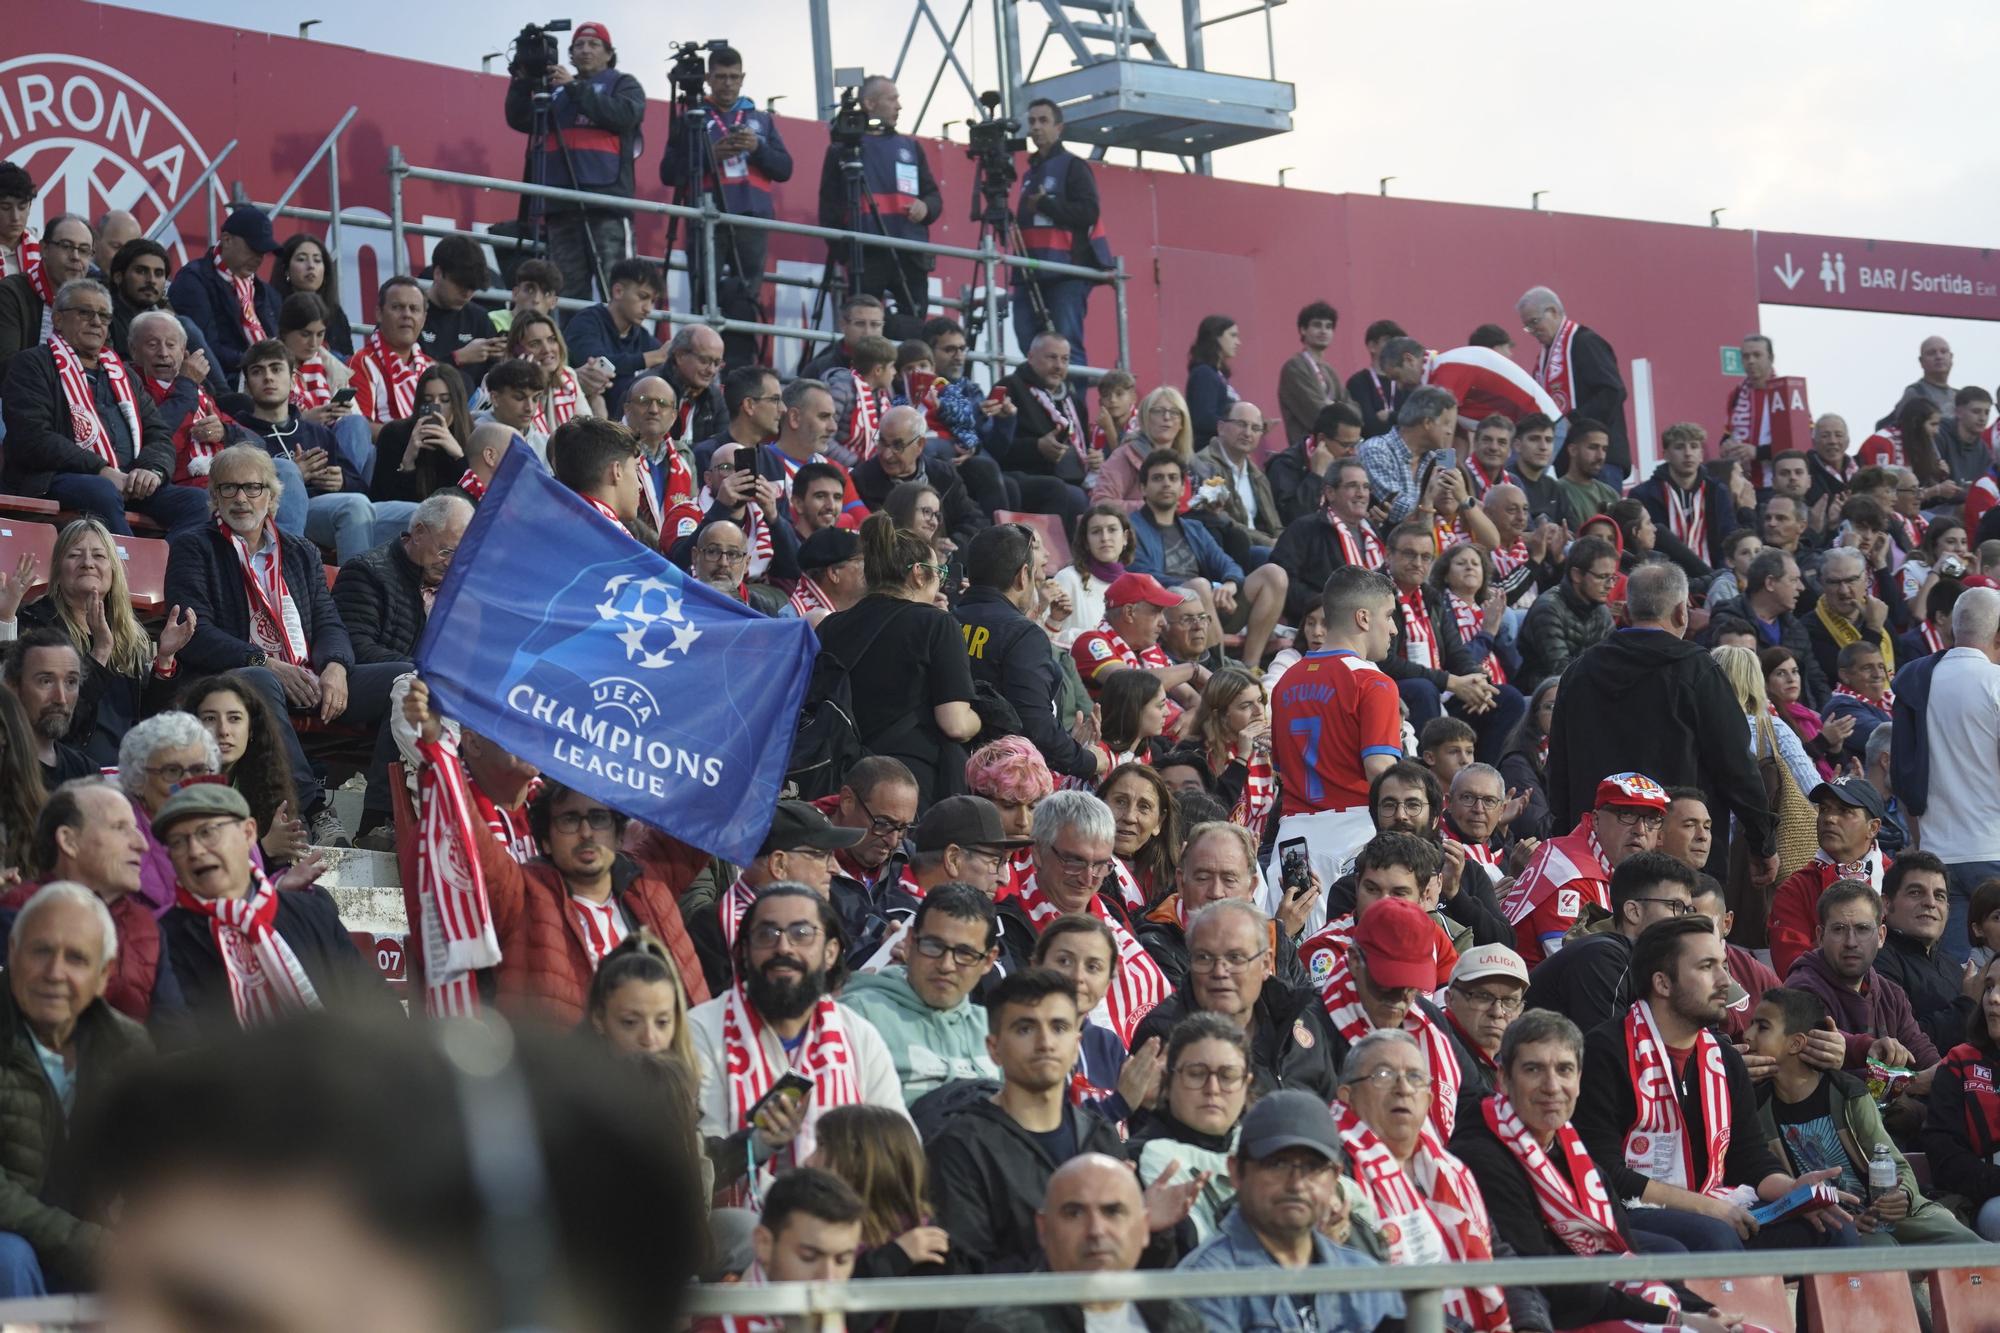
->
xmin=7 ymin=1240 xmax=1993 ymax=1331
xmin=144 ymin=139 xmax=238 ymax=246
xmin=381 ymin=149 xmax=1131 ymax=382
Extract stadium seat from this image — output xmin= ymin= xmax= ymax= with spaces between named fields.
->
xmin=1686 ymin=1275 xmax=1793 ymax=1332
xmin=0 ymin=493 xmax=59 ymax=519
xmin=1927 ymin=1266 xmax=2000 ymax=1333
xmin=386 ymin=760 xmax=427 ymax=998
xmin=0 ymin=519 xmax=57 ymax=595
xmin=1803 ymin=1269 xmax=1916 ymax=1331
xmin=123 ymin=510 xmax=164 ymax=535
xmin=113 ymin=534 xmax=170 ymax=613
xmin=995 ymin=510 xmax=1071 ymax=568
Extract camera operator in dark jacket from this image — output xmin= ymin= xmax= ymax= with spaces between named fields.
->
xmin=816 ymin=76 xmax=942 ymax=336
xmin=503 ymin=20 xmax=646 ymax=302
xmin=1011 ymin=98 xmax=1112 ymax=370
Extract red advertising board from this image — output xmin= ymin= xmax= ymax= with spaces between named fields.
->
xmin=0 ymin=0 xmax=1777 ymax=443
xmin=1755 ymin=230 xmax=2000 ymax=320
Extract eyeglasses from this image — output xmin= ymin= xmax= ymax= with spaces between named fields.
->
xmin=1189 ymin=947 xmax=1268 ymax=974
xmin=146 ymin=761 xmax=216 ymax=784
xmin=912 ymin=934 xmax=990 ymax=967
xmin=881 ymin=434 xmax=925 ymax=451
xmin=45 ymin=240 xmax=92 ymax=257
xmin=1375 ymin=797 xmax=1430 ymax=819
xmin=1252 ymin=1153 xmax=1337 ymax=1179
xmin=1450 ymin=984 xmax=1525 ymax=1014
xmin=1346 ymin=1067 xmax=1433 ymax=1093
xmin=1582 ymin=569 xmax=1619 ymax=585
xmin=1605 ymin=809 xmax=1665 ymax=832
xmin=914 ymin=562 xmax=948 ymax=580
xmin=749 ymin=921 xmax=824 ymax=949
xmin=1173 ymin=1062 xmax=1248 ymax=1090
xmin=628 ymin=394 xmax=675 ymax=409
xmin=749 ymin=393 xmax=785 ymax=405
xmin=550 ymin=808 xmax=617 ymax=833
xmin=163 ymin=818 xmax=240 ymax=856
xmin=1628 ymin=896 xmax=1693 ymax=916
xmin=681 ymin=353 xmax=724 ymax=370
xmin=212 ymin=481 xmax=271 ymax=499
xmin=59 ymin=307 xmax=113 ymax=325
xmin=698 ymin=545 xmax=750 ymax=564
xmin=1454 ymin=793 xmax=1504 ymax=810
xmin=854 ymin=789 xmax=913 ymax=841
xmin=784 ymin=846 xmax=836 ymax=867
xmin=1051 ymin=847 xmax=1114 ymax=880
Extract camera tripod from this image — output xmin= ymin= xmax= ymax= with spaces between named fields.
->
xmin=525 ymin=76 xmax=611 ymax=301
xmin=961 ymin=158 xmax=1047 ymax=353
xmin=808 ymin=134 xmax=923 ymax=337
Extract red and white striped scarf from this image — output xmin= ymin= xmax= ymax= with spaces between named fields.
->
xmin=413 ymin=735 xmax=501 ymax=1017
xmin=717 ymin=875 xmax=758 ymax=954
xmin=1893 ymin=509 xmax=1927 ymax=552
xmin=1480 ymin=1093 xmax=1679 ymax=1311
xmin=468 ymin=779 xmax=538 ymax=862
xmin=1919 ymin=621 xmax=1945 ymax=654
xmin=1831 ymin=683 xmax=1893 ymax=713
xmin=709 ymin=1264 xmax=781 ymax=1333
xmin=1397 ymin=586 xmax=1436 ymax=671
xmin=48 ymin=334 xmax=139 ymax=467
xmin=0 ymin=231 xmax=39 ymax=283
xmin=1728 ymin=381 xmax=1772 ymax=448
xmin=1491 ymin=539 xmax=1530 ymax=578
xmin=215 ymin=253 xmax=266 ymax=343
xmin=1666 ymin=477 xmax=1707 ymax=555
xmin=1533 ymin=319 xmax=1581 ymax=414
xmin=1089 ymin=405 xmax=1138 ymax=457
xmin=175 ymin=869 xmax=323 ymax=1027
xmin=568 ymin=895 xmax=628 ymax=963
xmin=290 ymin=355 xmax=331 ymax=411
xmin=1229 ymin=751 xmax=1276 ymax=830
xmin=1457 ymin=836 xmax=1500 ymax=869
xmin=581 ymin=494 xmax=623 ymax=525
xmin=22 ymin=238 xmax=55 ymax=309
xmin=1464 ymin=457 xmax=1508 ymax=501
xmin=143 ymin=375 xmax=225 ymax=483
xmin=788 ymin=574 xmax=835 ymax=621
xmin=354 ymin=329 xmax=432 ymax=422
xmin=1028 ymin=383 xmax=1084 ymax=450
xmin=1331 ymin=516 xmax=1384 ymax=571
xmin=457 ymin=469 xmax=487 ymax=501
xmin=530 ymin=366 xmax=584 ymax=437
xmin=1445 ymin=590 xmax=1507 ymax=686
xmin=1331 ymin=1099 xmax=1509 ymax=1332
xmin=721 ymin=984 xmax=860 ymax=1167
xmin=848 ymin=382 xmax=887 ymax=461
xmin=221 ymin=518 xmax=307 ymax=665
xmin=1315 ymin=948 xmax=1461 ymax=1138
xmin=1012 ymin=865 xmax=1167 ymax=1045
xmin=1621 ymin=1000 xmax=1732 ymax=1197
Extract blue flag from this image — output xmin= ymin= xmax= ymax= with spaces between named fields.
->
xmin=414 ymin=446 xmax=818 ymax=865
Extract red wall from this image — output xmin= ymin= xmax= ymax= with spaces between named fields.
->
xmin=3 ymin=0 xmax=1758 ymax=448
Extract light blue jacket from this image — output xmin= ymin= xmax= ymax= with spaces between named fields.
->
xmin=1127 ymin=509 xmax=1243 ymax=587
xmin=1177 ymin=1207 xmax=1403 ymax=1332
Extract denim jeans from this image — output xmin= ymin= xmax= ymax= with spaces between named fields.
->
xmin=1943 ymin=860 xmax=2000 ymax=966
xmin=0 ymin=1231 xmax=46 ymax=1297
xmin=1012 ymin=277 xmax=1094 ymax=369
xmin=44 ymin=472 xmax=211 ymax=537
xmin=545 ymin=211 xmax=629 ymax=302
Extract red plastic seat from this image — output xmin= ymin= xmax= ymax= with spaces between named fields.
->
xmin=1685 ymin=1275 xmax=1793 ymax=1333
xmin=0 ymin=519 xmax=57 ymax=595
xmin=112 ymin=534 xmax=169 ymax=613
xmin=1803 ymin=1269 xmax=1916 ymax=1332
xmin=122 ymin=510 xmax=163 ymax=535
xmin=0 ymin=493 xmax=60 ymax=518
xmin=995 ymin=509 xmax=1071 ymax=569
xmin=1928 ymin=1266 xmax=2000 ymax=1333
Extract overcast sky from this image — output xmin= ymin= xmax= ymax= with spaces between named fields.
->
xmin=127 ymin=0 xmax=2000 ymax=435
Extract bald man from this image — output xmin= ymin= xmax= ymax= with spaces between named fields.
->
xmin=850 ymin=403 xmax=996 ymax=546
xmin=93 ymin=209 xmax=141 ymax=274
xmin=966 ymin=1155 xmax=1202 ymax=1333
xmin=1483 ymin=481 xmax=1565 ymax=606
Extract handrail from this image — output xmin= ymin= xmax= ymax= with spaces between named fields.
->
xmin=145 ymin=140 xmax=238 ymax=243
xmin=268 ymin=107 xmax=359 ymax=217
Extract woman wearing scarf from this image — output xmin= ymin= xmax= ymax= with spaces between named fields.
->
xmin=1051 ymin=502 xmax=1135 ymax=648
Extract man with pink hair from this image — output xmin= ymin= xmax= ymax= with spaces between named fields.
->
xmin=966 ymin=736 xmax=1054 ymax=847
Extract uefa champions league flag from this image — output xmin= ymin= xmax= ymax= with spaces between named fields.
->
xmin=413 ymin=446 xmax=818 ymax=866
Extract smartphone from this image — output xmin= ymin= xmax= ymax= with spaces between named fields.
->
xmin=745 ymin=1071 xmax=814 ymax=1130
xmin=330 ymin=387 xmax=357 ymax=408
xmin=1279 ymin=837 xmax=1311 ymax=896
xmin=418 ymin=401 xmax=442 ymax=420
xmin=986 ymin=383 xmax=1010 ymax=405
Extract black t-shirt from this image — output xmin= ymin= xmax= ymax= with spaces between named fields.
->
xmin=41 ymin=742 xmax=95 ymax=791
xmin=815 ymin=594 xmax=974 ymax=803
xmin=417 ymin=299 xmax=498 ymax=390
xmin=1027 ymin=1117 xmax=1078 ymax=1167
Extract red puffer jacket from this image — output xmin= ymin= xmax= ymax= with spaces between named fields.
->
xmin=472 ymin=824 xmax=710 ymax=1026
xmin=0 ymin=882 xmax=163 ymax=1023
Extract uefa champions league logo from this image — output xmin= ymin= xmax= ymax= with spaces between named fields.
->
xmin=595 ymin=572 xmax=702 ymax=670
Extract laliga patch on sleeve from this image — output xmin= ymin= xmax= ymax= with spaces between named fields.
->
xmin=1556 ymin=888 xmax=1581 ymax=919
xmin=1309 ymin=949 xmax=1334 ymax=985
xmin=1087 ymin=637 xmax=1112 ymax=660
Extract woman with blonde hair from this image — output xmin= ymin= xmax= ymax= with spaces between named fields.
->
xmin=1192 ymin=665 xmax=1275 ymax=828
xmin=1092 ymin=384 xmax=1193 ymax=507
xmin=1711 ymin=642 xmax=1819 ymax=944
xmin=506 ymin=309 xmax=606 ymax=426
xmin=0 ymin=518 xmax=194 ymax=764
xmin=811 ymin=1104 xmax=964 ymax=1330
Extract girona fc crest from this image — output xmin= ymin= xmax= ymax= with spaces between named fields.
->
xmin=0 ymin=55 xmax=224 ymax=262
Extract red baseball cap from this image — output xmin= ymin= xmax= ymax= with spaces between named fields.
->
xmin=1594 ymin=771 xmax=1668 ymax=812
xmin=1352 ymin=898 xmax=1435 ymax=991
xmin=573 ymin=21 xmax=613 ymax=48
xmin=1104 ymin=572 xmax=1179 ymax=610
xmin=1964 ymin=574 xmax=1999 ymax=590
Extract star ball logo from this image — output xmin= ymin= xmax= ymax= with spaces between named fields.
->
xmin=0 ymin=55 xmax=223 ymax=263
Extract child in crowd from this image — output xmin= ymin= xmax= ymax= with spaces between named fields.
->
xmin=1969 ymin=879 xmax=2000 ymax=972
xmin=826 ymin=334 xmax=899 ymax=466
xmin=1419 ymin=716 xmax=1477 ymax=789
xmin=1092 ymin=369 xmax=1137 ymax=456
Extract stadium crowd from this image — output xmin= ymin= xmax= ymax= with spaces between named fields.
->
xmin=1 ymin=28 xmax=2000 ymax=1333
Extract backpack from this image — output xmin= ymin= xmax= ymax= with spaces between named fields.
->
xmin=785 ymin=645 xmax=869 ymax=801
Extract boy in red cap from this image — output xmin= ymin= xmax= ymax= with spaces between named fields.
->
xmin=1500 ymin=771 xmax=1667 ymax=967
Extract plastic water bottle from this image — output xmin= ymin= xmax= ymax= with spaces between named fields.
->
xmin=1868 ymin=1144 xmax=1898 ymax=1204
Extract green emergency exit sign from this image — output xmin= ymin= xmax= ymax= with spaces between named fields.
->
xmin=1720 ymin=346 xmax=1744 ymax=376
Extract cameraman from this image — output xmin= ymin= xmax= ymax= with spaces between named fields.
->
xmin=815 ymin=76 xmax=941 ymax=337
xmin=658 ymin=45 xmax=792 ymax=317
xmin=1012 ymin=98 xmax=1112 ymax=370
xmin=503 ymin=21 xmax=646 ymax=302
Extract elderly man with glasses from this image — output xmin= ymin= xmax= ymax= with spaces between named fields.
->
xmin=2 ymin=275 xmax=211 ymax=535
xmin=1524 ymin=851 xmax=1700 ymax=1030
xmin=851 ymin=404 xmax=998 ymax=543
xmin=1501 ymin=771 xmax=1668 ymax=968
xmin=1192 ymin=399 xmax=1284 ymax=554
xmin=0 ymin=213 xmax=96 ymax=375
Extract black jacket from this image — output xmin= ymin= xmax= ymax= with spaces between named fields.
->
xmin=662 ymin=362 xmax=728 ymax=447
xmin=0 ymin=272 xmax=44 ymax=378
xmin=1631 ymin=464 xmax=1737 ymax=568
xmin=229 ymin=405 xmax=366 ymax=493
xmin=1523 ymin=928 xmax=1634 ymax=1029
xmin=1131 ymin=980 xmax=1341 ymax=1104
xmin=1515 ymin=580 xmax=1612 ymax=691
xmin=333 ymin=537 xmax=429 ymax=664
xmin=1552 ymin=324 xmax=1631 ymax=474
xmin=1707 ymin=594 xmax=1829 ymax=710
xmin=1345 ymin=367 xmax=1398 ymax=437
xmin=503 ymin=68 xmax=647 ymax=208
xmin=1874 ymin=926 xmax=1975 ymax=1061
xmin=1269 ymin=511 xmax=1366 ymax=601
xmin=0 ymin=343 xmax=174 ymax=496
xmin=164 ymin=521 xmax=356 ymax=674
xmin=1450 ymin=1106 xmax=1697 ymax=1329
xmin=160 ymin=885 xmax=398 ymax=1040
xmin=1545 ymin=626 xmax=1774 ymax=854
xmin=1381 ymin=581 xmax=1477 ymax=690
xmin=1264 ymin=439 xmax=1333 ymax=526
xmin=997 ymin=370 xmax=1084 ymax=482
xmin=1575 ymin=1011 xmax=1786 ymax=1201
xmin=1011 ymin=146 xmax=1105 ymax=276
xmin=417 ymin=298 xmax=498 ymax=391
xmin=955 ymin=586 xmax=1097 ymax=780
xmin=927 ymin=1098 xmax=1132 ymax=1273
xmin=165 ymin=257 xmax=281 ymax=382
xmin=851 ymin=455 xmax=989 ymax=548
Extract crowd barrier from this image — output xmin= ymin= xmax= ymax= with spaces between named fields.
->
xmin=6 ymin=1241 xmax=1992 ymax=1330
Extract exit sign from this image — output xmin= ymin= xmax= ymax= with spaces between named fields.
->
xmin=1720 ymin=346 xmax=1744 ymax=376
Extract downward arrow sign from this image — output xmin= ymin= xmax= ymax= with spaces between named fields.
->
xmin=1773 ymin=253 xmax=1803 ymax=290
